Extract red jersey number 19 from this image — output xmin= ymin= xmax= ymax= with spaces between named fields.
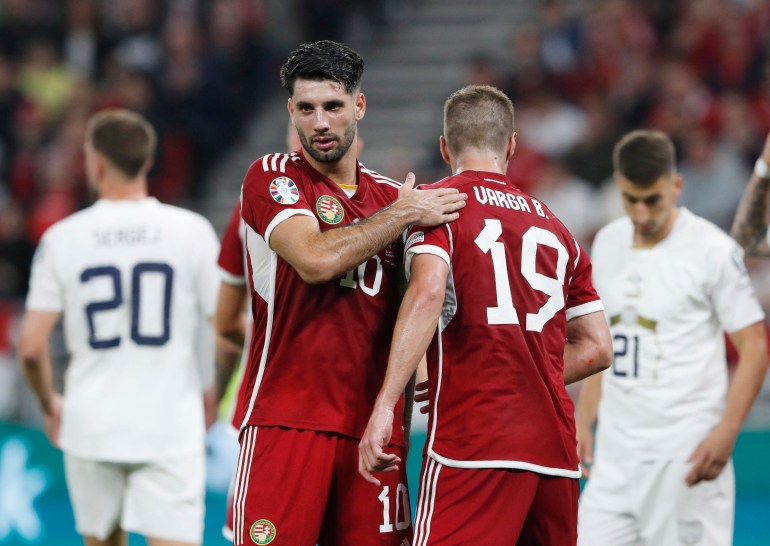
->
xmin=474 ymin=220 xmax=567 ymax=331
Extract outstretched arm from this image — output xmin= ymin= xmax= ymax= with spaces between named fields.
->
xmin=358 ymin=253 xmax=448 ymax=486
xmin=270 ymin=174 xmax=466 ymax=284
xmin=731 ymin=133 xmax=770 ymax=256
xmin=686 ymin=321 xmax=768 ymax=485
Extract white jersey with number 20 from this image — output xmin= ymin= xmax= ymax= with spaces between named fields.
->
xmin=26 ymin=198 xmax=220 ymax=462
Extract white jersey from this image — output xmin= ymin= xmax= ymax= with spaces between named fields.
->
xmin=26 ymin=198 xmax=220 ymax=462
xmin=590 ymin=207 xmax=764 ymax=459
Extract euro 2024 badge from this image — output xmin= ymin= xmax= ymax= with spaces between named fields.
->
xmin=269 ymin=177 xmax=300 ymax=205
xmin=316 ymin=195 xmax=344 ymax=224
xmin=250 ymin=519 xmax=276 ymax=544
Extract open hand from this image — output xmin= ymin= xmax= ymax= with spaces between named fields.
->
xmin=685 ymin=425 xmax=737 ymax=486
xmin=397 ymin=173 xmax=467 ymax=227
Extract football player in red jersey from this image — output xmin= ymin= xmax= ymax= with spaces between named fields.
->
xmin=359 ymin=85 xmax=612 ymax=545
xmin=229 ymin=40 xmax=467 ymax=546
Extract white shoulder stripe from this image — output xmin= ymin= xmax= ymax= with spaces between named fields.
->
xmin=361 ymin=166 xmax=402 ymax=189
xmin=260 ymin=153 xmax=292 ymax=173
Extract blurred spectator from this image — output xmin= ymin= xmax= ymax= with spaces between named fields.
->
xmin=678 ymin=126 xmax=750 ymax=231
xmin=529 ymin=161 xmax=600 ymax=248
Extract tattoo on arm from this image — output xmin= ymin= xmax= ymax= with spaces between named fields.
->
xmin=733 ymin=178 xmax=770 ymax=256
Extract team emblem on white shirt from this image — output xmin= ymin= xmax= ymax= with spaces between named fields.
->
xmin=316 ymin=195 xmax=344 ymax=224
xmin=269 ymin=177 xmax=300 ymax=205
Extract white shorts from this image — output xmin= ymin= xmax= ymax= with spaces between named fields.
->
xmin=64 ymin=451 xmax=205 ymax=543
xmin=578 ymin=456 xmax=734 ymax=546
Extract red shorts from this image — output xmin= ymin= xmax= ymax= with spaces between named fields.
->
xmin=414 ymin=457 xmax=578 ymax=545
xmin=229 ymin=425 xmax=412 ymax=545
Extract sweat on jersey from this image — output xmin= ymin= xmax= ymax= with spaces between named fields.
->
xmin=238 ymin=150 xmax=406 ymax=445
xmin=405 ymin=170 xmax=604 ymax=478
xmin=591 ymin=207 xmax=765 ymax=459
xmin=26 ymin=198 xmax=220 ymax=462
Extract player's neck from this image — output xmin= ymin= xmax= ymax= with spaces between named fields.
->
xmin=453 ymin=154 xmax=506 ymax=176
xmin=633 ymin=207 xmax=679 ymax=248
xmin=98 ymin=178 xmax=149 ymax=201
xmin=306 ymin=150 xmax=359 ymax=187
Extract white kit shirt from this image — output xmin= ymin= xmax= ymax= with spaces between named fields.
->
xmin=591 ymin=207 xmax=764 ymax=459
xmin=26 ymin=198 xmax=220 ymax=462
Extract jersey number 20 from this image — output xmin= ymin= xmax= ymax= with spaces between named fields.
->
xmin=475 ymin=219 xmax=567 ymax=332
xmin=81 ymin=262 xmax=173 ymax=349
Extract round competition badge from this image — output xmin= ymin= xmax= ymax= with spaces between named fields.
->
xmin=269 ymin=177 xmax=300 ymax=205
xmin=316 ymin=195 xmax=344 ymax=224
xmin=250 ymin=519 xmax=277 ymax=545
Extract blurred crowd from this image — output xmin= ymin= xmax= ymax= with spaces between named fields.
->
xmin=3 ymin=0 xmax=770 ymax=423
xmin=449 ymin=0 xmax=770 ymax=252
xmin=0 ymin=0 xmax=411 ymax=424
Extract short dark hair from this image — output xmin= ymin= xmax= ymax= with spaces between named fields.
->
xmin=443 ymin=85 xmax=514 ymax=156
xmin=613 ymin=129 xmax=676 ymax=187
xmin=280 ymin=40 xmax=364 ymax=95
xmin=87 ymin=109 xmax=156 ymax=178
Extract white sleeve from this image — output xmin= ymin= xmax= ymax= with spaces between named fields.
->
xmin=711 ymin=242 xmax=765 ymax=333
xmin=25 ymin=231 xmax=64 ymax=312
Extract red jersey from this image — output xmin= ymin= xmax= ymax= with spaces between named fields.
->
xmin=218 ymin=201 xmax=247 ymax=283
xmin=216 ymin=201 xmax=253 ymax=433
xmin=405 ymin=170 xmax=603 ymax=477
xmin=239 ymin=150 xmax=405 ymax=445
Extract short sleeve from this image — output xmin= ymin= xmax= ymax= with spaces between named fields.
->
xmin=566 ymin=239 xmax=604 ymax=321
xmin=240 ymin=154 xmax=316 ymax=247
xmin=218 ymin=201 xmax=246 ymax=285
xmin=404 ymin=224 xmax=451 ymax=280
xmin=711 ymin=242 xmax=765 ymax=333
xmin=25 ymin=230 xmax=64 ymax=312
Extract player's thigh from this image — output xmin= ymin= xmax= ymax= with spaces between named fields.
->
xmin=320 ymin=439 xmax=411 ymax=546
xmin=519 ymin=475 xmax=579 ymax=546
xmin=64 ymin=454 xmax=126 ymax=540
xmin=231 ymin=426 xmax=335 ymax=546
xmin=578 ymin=505 xmax=641 ymax=546
xmin=578 ymin=455 xmax=640 ymax=545
xmin=643 ymin=459 xmax=735 ymax=546
xmin=415 ymin=459 xmax=540 ymax=546
xmin=122 ymin=451 xmax=205 ymax=545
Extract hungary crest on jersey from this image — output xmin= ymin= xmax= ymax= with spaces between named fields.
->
xmin=316 ymin=195 xmax=344 ymax=224
xmin=250 ymin=519 xmax=276 ymax=544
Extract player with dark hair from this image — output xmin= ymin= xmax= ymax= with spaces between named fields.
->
xmin=230 ymin=40 xmax=466 ymax=545
xmin=359 ymin=85 xmax=612 ymax=545
xmin=577 ymin=129 xmax=768 ymax=545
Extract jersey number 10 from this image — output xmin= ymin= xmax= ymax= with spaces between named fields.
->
xmin=475 ymin=219 xmax=568 ymax=332
xmin=80 ymin=262 xmax=174 ymax=349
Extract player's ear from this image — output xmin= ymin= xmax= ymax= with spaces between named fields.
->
xmin=354 ymin=92 xmax=366 ymax=121
xmin=506 ymin=132 xmax=516 ymax=161
xmin=440 ymin=136 xmax=451 ymax=165
xmin=287 ymin=98 xmax=294 ymax=117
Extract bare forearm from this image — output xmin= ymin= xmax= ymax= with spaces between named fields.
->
xmin=575 ymin=371 xmax=603 ymax=431
xmin=721 ymin=335 xmax=768 ymax=433
xmin=731 ymin=175 xmax=770 ymax=256
xmin=214 ymin=336 xmax=241 ymax=401
xmin=306 ymin=201 xmax=416 ymax=282
xmin=20 ymin=352 xmax=56 ymax=414
xmin=378 ymin=285 xmax=442 ymax=409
